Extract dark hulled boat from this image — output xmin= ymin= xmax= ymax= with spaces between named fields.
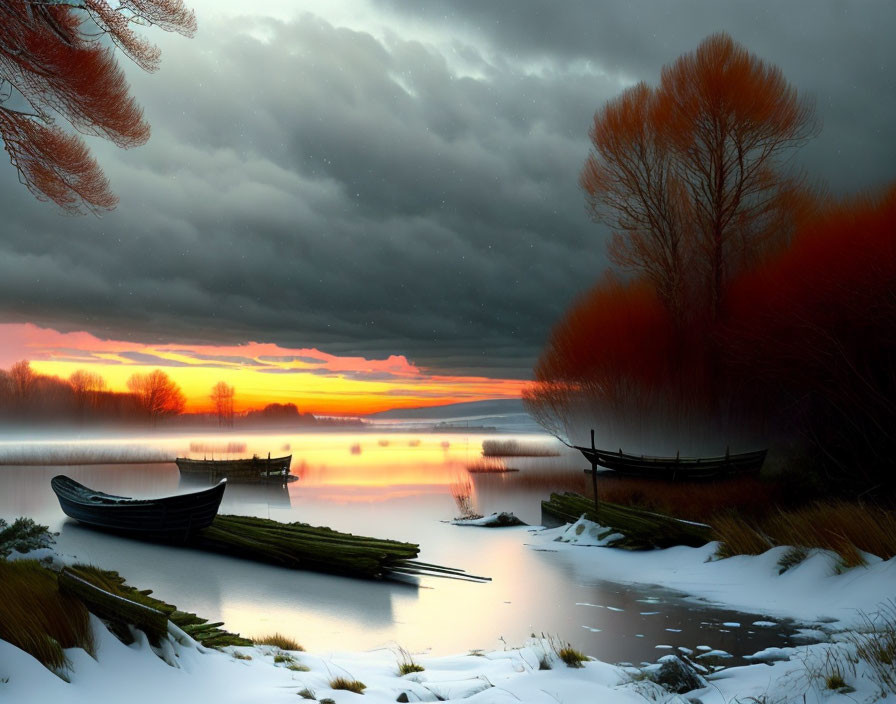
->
xmin=175 ymin=454 xmax=293 ymax=482
xmin=51 ymin=475 xmax=226 ymax=540
xmin=575 ymin=445 xmax=767 ymax=480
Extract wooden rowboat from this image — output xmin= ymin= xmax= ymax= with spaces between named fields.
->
xmin=51 ymin=475 xmax=226 ymax=541
xmin=575 ymin=444 xmax=767 ymax=480
xmin=175 ymin=454 xmax=294 ymax=482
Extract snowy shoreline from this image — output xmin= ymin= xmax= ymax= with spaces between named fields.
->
xmin=2 ymin=519 xmax=895 ymax=703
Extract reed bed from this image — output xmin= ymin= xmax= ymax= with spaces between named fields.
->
xmin=481 ymin=439 xmax=561 ymax=457
xmin=450 ymin=476 xmax=480 ymax=519
xmin=188 ymin=441 xmax=247 ymax=454
xmin=714 ymin=501 xmax=896 ymax=565
xmin=0 ymin=444 xmax=174 ymax=465
xmin=0 ymin=559 xmax=94 ymax=673
xmin=466 ymin=457 xmax=518 ymax=473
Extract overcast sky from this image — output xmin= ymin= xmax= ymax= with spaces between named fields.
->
xmin=1 ymin=0 xmax=893 ymax=379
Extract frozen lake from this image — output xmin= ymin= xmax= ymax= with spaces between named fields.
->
xmin=0 ymin=429 xmax=803 ymax=665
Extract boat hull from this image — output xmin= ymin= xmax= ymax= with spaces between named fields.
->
xmin=51 ymin=475 xmax=226 ymax=541
xmin=175 ymin=454 xmax=293 ymax=482
xmin=575 ymin=446 xmax=767 ymax=480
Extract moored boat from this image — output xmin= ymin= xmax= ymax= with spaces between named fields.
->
xmin=175 ymin=453 xmax=294 ymax=482
xmin=51 ymin=475 xmax=226 ymax=540
xmin=575 ymin=444 xmax=767 ymax=480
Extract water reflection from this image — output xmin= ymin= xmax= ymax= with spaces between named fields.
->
xmin=0 ymin=431 xmax=802 ymax=663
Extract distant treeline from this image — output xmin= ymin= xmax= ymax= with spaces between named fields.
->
xmin=0 ymin=361 xmax=338 ymax=428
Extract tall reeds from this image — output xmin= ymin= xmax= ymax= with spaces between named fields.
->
xmin=0 ymin=560 xmax=94 ymax=673
xmin=481 ymin=439 xmax=560 ymax=457
xmin=188 ymin=441 xmax=247 ymax=454
xmin=714 ymin=502 xmax=896 ymax=565
xmin=0 ymin=444 xmax=173 ymax=465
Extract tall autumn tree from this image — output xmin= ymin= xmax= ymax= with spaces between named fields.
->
xmin=126 ymin=369 xmax=185 ymax=424
xmin=0 ymin=0 xmax=195 ymax=214
xmin=581 ymin=32 xmax=817 ymax=322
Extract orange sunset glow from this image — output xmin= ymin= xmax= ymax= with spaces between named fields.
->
xmin=0 ymin=323 xmax=526 ymax=414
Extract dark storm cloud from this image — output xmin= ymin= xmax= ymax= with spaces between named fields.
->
xmin=376 ymin=0 xmax=896 ymax=194
xmin=1 ymin=3 xmax=892 ymax=379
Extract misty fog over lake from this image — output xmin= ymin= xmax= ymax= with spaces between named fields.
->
xmin=0 ymin=428 xmax=803 ymax=665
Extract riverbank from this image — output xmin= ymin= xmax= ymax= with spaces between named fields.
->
xmin=2 ymin=518 xmax=894 ymax=703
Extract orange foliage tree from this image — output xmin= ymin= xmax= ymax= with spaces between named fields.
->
xmin=581 ymin=33 xmax=817 ymax=323
xmin=126 ymin=369 xmax=185 ymax=423
xmin=0 ymin=0 xmax=195 ymax=213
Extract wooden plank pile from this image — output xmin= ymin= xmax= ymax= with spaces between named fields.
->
xmin=541 ymin=492 xmax=712 ymax=549
xmin=190 ymin=514 xmax=488 ymax=582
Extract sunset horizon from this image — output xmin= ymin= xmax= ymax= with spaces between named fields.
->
xmin=0 ymin=323 xmax=527 ymax=416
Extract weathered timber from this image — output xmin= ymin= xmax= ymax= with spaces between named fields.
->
xmin=58 ymin=568 xmax=169 ymax=642
xmin=64 ymin=564 xmax=252 ymax=647
xmin=541 ymin=492 xmax=712 ymax=549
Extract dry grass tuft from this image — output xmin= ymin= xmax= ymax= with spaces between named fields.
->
xmin=763 ymin=502 xmax=896 ymax=565
xmin=395 ymin=645 xmax=424 ymax=675
xmin=329 ymin=676 xmax=366 ymax=693
xmin=712 ymin=513 xmax=773 ymax=558
xmin=450 ymin=476 xmax=480 ymax=519
xmin=847 ymin=601 xmax=896 ymax=694
xmin=0 ymin=559 xmax=94 ymax=673
xmin=556 ymin=645 xmax=588 ymax=668
xmin=715 ymin=502 xmax=896 ymax=566
xmin=252 ymin=632 xmax=304 ymax=651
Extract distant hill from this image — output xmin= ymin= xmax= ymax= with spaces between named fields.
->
xmin=367 ymin=398 xmax=526 ymax=420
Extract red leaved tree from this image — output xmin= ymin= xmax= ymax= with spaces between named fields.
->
xmin=723 ymin=185 xmax=896 ymax=490
xmin=0 ymin=0 xmax=195 ymax=214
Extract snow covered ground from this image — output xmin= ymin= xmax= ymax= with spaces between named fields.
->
xmin=2 ymin=520 xmax=895 ymax=703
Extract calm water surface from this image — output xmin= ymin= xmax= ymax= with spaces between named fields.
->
xmin=0 ymin=430 xmax=804 ymax=665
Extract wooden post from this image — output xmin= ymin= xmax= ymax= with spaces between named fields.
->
xmin=590 ymin=429 xmax=599 ymax=511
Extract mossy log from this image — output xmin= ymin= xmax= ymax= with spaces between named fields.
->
xmin=188 ymin=514 xmax=421 ymax=579
xmin=65 ymin=564 xmax=252 ymax=647
xmin=541 ymin=492 xmax=712 ymax=549
xmin=58 ymin=568 xmax=169 ymax=642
